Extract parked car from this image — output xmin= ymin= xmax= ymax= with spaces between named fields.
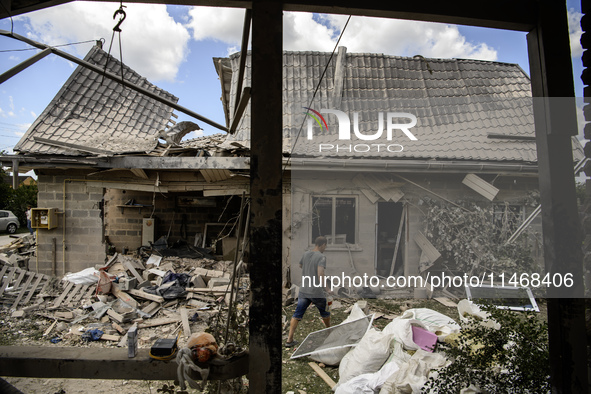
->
xmin=0 ymin=210 xmax=20 ymax=234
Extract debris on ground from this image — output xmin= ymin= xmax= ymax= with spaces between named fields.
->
xmin=0 ymin=246 xmax=250 ymax=367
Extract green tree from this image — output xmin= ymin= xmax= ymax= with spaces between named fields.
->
xmin=0 ymin=168 xmax=13 ymax=210
xmin=8 ymin=182 xmax=38 ymax=226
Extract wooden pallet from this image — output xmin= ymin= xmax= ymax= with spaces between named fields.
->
xmin=0 ymin=265 xmax=52 ymax=309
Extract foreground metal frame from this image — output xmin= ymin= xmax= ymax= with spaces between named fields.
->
xmin=0 ymin=0 xmax=586 ymax=392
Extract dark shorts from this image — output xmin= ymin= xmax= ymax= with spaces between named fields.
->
xmin=292 ymin=296 xmax=330 ymax=320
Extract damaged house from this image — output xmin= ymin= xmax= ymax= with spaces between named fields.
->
xmin=216 ymin=47 xmax=583 ymax=295
xmin=2 ymin=44 xmax=583 ymax=296
xmin=3 ymin=43 xmax=250 ymax=276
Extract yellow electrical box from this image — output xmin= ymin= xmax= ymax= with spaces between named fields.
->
xmin=31 ymin=208 xmax=58 ymax=229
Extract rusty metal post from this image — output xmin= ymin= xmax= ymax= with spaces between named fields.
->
xmin=248 ymin=1 xmax=283 ymax=392
xmin=527 ymin=1 xmax=588 ymax=392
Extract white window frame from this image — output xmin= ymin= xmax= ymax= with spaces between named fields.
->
xmin=310 ymin=195 xmax=358 ymax=248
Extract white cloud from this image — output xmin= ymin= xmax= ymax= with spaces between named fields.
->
xmin=568 ymin=8 xmax=583 ymax=58
xmin=17 ymin=1 xmax=190 ymax=82
xmin=185 ymin=10 xmax=497 ymax=61
xmin=30 ymin=111 xmax=36 ymax=118
xmin=186 ymin=7 xmax=245 ymax=44
xmin=317 ymin=14 xmax=497 ymax=60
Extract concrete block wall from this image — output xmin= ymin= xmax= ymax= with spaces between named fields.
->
xmin=35 ymin=169 xmax=106 ymax=276
xmin=104 ymin=189 xmax=241 ymax=253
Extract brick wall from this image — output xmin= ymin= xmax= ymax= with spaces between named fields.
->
xmin=35 ymin=169 xmax=106 ymax=276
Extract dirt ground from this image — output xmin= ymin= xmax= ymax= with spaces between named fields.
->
xmin=0 ymin=297 xmax=547 ymax=394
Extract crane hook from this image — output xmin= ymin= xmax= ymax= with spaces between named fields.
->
xmin=113 ymin=6 xmax=127 ymax=32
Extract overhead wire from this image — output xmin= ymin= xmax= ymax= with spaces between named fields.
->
xmin=282 ymin=15 xmax=352 ymax=175
xmin=0 ymin=39 xmax=98 ymax=53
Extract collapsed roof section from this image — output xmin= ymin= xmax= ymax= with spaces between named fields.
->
xmin=14 ymin=45 xmax=186 ymax=157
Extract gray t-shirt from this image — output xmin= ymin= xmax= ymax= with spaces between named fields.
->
xmin=299 ymin=250 xmax=327 ymax=297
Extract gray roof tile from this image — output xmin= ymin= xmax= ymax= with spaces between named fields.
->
xmin=14 ymin=45 xmax=178 ymax=156
xmin=221 ymin=49 xmax=580 ymax=163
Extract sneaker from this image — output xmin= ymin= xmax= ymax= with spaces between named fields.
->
xmin=285 ymin=340 xmax=299 ymax=348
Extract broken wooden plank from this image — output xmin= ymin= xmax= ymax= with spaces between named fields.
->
xmin=123 ymin=260 xmax=144 ymax=283
xmin=413 ymin=232 xmax=442 ymax=266
xmin=0 ymin=265 xmax=9 ymax=284
xmin=111 ymin=283 xmax=138 ymax=308
xmin=10 ymin=270 xmax=26 ymax=294
xmin=43 ymin=320 xmax=58 ymax=337
xmin=22 ymin=273 xmax=44 ymax=305
xmin=72 ymin=284 xmax=90 ymax=303
xmin=112 ymin=322 xmax=126 ymax=335
xmin=141 ymin=301 xmax=161 ymax=316
xmin=180 ymin=307 xmax=191 ymax=338
xmin=12 ymin=272 xmax=35 ymax=309
xmin=85 ymin=284 xmax=97 ymax=298
xmin=0 ymin=267 xmax=16 ymax=296
xmin=308 ymin=362 xmax=336 ymax=389
xmin=462 ymin=173 xmax=499 ymax=201
xmin=127 ymin=289 xmax=164 ymax=303
xmin=138 ymin=317 xmax=181 ymax=329
xmin=64 ymin=284 xmax=82 ymax=306
xmin=51 ymin=281 xmax=74 ymax=308
xmin=186 ymin=286 xmax=231 ymax=294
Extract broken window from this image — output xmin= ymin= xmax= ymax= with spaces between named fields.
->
xmin=311 ymin=196 xmax=356 ymax=245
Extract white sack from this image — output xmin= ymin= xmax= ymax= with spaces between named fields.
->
xmin=382 ymin=318 xmax=424 ymax=351
xmin=334 ymin=360 xmax=400 ymax=394
xmin=379 ymin=349 xmax=448 ymax=394
xmin=337 ymin=328 xmax=393 ymax=386
xmin=64 ymin=267 xmax=99 ymax=285
xmin=400 ymin=308 xmax=461 ymax=341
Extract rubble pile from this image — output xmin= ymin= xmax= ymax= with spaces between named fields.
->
xmin=0 ymin=251 xmax=250 ymax=353
xmin=0 ymin=234 xmax=36 ymax=270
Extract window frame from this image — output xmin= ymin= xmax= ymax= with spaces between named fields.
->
xmin=310 ymin=194 xmax=358 ymax=248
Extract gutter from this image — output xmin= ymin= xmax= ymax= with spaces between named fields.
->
xmin=285 ymin=158 xmax=539 ymax=175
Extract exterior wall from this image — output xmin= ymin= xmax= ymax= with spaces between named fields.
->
xmin=35 ymin=169 xmax=106 ymax=276
xmin=104 ymin=189 xmax=241 ymax=254
xmin=288 ymin=170 xmax=542 ymax=289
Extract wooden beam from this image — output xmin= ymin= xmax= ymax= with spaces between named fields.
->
xmin=526 ymin=1 xmax=588 ymax=391
xmin=0 ymin=47 xmax=52 ymax=84
xmin=0 ymin=30 xmax=228 ymax=132
xmin=0 ymin=0 xmax=537 ymax=31
xmin=104 ymin=156 xmax=250 ymax=170
xmin=0 ymin=346 xmax=248 ymax=381
xmin=248 ymin=2 xmax=283 ymax=392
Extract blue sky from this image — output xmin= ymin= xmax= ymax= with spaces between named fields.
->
xmin=0 ymin=1 xmax=585 ymax=156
